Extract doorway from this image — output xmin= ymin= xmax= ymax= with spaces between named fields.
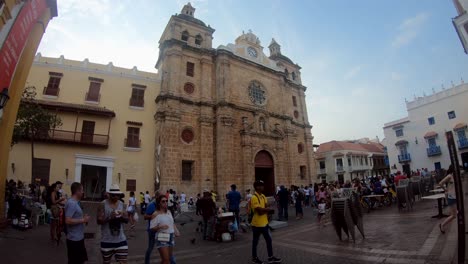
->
xmin=461 ymin=152 xmax=468 ymax=169
xmin=81 ymin=164 xmax=107 ymax=201
xmin=402 ymin=164 xmax=411 ymax=176
xmin=254 ymin=150 xmax=275 ymax=196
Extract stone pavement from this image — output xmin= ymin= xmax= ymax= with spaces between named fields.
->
xmin=0 ymin=196 xmax=463 ymax=264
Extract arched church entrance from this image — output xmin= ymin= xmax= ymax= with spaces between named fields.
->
xmin=254 ymin=150 xmax=275 ymax=196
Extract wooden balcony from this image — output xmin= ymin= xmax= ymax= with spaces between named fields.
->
xmin=35 ymin=129 xmax=109 ymax=148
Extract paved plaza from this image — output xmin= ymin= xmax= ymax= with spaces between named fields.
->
xmin=0 ymin=195 xmax=464 ymax=264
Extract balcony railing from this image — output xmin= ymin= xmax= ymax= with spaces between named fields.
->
xmin=398 ymin=153 xmax=411 ymax=163
xmin=43 ymin=86 xmax=60 ymax=96
xmin=85 ymin=93 xmax=101 ymax=102
xmin=129 ymin=98 xmax=144 ymax=107
xmin=33 ymin=129 xmax=109 ymax=147
xmin=125 ymin=138 xmax=141 ymax=148
xmin=348 ymin=166 xmax=353 ymax=171
xmin=458 ymin=138 xmax=468 ymax=150
xmin=317 ymin=168 xmax=326 ymax=175
xmin=426 ymin=145 xmax=442 ymax=157
xmin=336 ymin=165 xmax=344 ymax=172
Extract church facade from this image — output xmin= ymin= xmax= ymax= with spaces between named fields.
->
xmin=155 ymin=3 xmax=316 ymax=196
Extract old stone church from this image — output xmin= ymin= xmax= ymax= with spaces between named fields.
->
xmin=155 ymin=3 xmax=316 ymax=196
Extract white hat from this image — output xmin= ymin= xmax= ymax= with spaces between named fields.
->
xmin=108 ymin=184 xmax=124 ymax=195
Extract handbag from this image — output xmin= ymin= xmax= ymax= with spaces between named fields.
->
xmin=156 ymin=232 xmax=171 ymax=242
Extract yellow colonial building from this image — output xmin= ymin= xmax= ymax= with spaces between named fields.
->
xmin=8 ymin=54 xmax=159 ymax=198
xmin=8 ymin=3 xmax=316 ymax=198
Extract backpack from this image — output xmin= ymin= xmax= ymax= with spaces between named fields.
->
xmin=247 ymin=194 xmax=260 ymax=223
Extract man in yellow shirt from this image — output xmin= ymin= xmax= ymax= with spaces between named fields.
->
xmin=251 ymin=180 xmax=282 ymax=264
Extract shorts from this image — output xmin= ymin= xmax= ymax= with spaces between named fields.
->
xmin=66 ymin=239 xmax=88 ymax=264
xmin=318 ymin=213 xmax=325 ymax=217
xmin=101 ymin=240 xmax=128 ymax=264
xmin=155 ymin=233 xmax=175 ymax=249
xmin=448 ymin=198 xmax=457 ymax=207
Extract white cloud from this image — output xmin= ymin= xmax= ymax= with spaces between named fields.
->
xmin=344 ymin=65 xmax=362 ymax=79
xmin=392 ymin=12 xmax=430 ymax=48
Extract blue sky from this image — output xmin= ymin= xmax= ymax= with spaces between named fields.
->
xmin=38 ymin=0 xmax=468 ymax=144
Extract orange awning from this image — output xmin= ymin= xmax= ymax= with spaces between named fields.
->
xmin=453 ymin=123 xmax=467 ymax=131
xmin=424 ymin=131 xmax=438 ymax=139
xmin=395 ymin=140 xmax=408 ymax=146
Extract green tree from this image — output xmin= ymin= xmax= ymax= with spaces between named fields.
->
xmin=11 ymin=86 xmax=62 ymax=183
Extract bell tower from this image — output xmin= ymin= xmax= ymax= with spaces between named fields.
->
xmin=268 ymin=38 xmax=281 ymax=56
xmin=154 ymin=3 xmax=216 ymax=194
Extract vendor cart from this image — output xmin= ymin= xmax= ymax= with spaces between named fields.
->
xmin=214 ymin=212 xmax=236 ymax=242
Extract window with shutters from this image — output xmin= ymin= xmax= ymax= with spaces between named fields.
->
xmin=181 ymin=160 xmax=193 ymax=181
xmin=125 ymin=127 xmax=140 ymax=148
xmin=44 ymin=76 xmax=62 ymax=96
xmin=186 ymin=62 xmax=194 ymax=77
xmin=292 ymin=96 xmax=297 ymax=107
xmin=130 ymin=87 xmax=145 ymax=107
xmin=86 ymin=82 xmax=101 ymax=102
xmin=126 ymin=179 xmax=136 ymax=192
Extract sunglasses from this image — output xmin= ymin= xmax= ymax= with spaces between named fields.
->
xmin=161 ymin=200 xmax=168 ymax=203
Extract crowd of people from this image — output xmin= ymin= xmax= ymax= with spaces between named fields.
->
xmin=4 ymin=165 xmax=464 ymax=264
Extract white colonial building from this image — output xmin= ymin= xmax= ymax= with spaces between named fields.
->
xmin=383 ymin=83 xmax=468 ymax=175
xmin=316 ymin=139 xmax=389 ymax=184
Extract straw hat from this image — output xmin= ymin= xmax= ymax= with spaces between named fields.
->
xmin=108 ymin=184 xmax=124 ymax=195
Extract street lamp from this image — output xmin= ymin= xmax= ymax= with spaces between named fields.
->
xmin=0 ymin=88 xmax=10 ymax=120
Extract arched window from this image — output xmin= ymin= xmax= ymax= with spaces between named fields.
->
xmin=195 ymin=35 xmax=203 ymax=46
xmin=181 ymin=31 xmax=189 ymax=41
xmin=284 ymin=68 xmax=289 ymax=77
xmin=292 ymin=72 xmax=296 ymax=80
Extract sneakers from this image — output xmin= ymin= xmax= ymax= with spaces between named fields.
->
xmin=252 ymin=256 xmax=282 ymax=264
xmin=268 ymin=256 xmax=282 ymax=263
xmin=252 ymin=257 xmax=265 ymax=264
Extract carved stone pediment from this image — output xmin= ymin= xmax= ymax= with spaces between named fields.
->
xmin=220 ymin=116 xmax=236 ymax=126
xmin=155 ymin=110 xmax=181 ymax=122
xmin=199 ymin=116 xmax=215 ymax=126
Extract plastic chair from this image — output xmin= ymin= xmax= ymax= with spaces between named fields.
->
xmin=34 ymin=204 xmax=47 ymax=226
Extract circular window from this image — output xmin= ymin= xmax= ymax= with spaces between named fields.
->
xmin=184 ymin=83 xmax=194 ymax=94
xmin=181 ymin=129 xmax=194 ymax=144
xmin=294 ymin=110 xmax=299 ymax=119
xmin=298 ymin=143 xmax=304 ymax=154
xmin=248 ymin=81 xmax=267 ymax=106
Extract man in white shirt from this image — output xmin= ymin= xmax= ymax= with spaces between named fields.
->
xmin=144 ymin=191 xmax=151 ymax=205
xmin=180 ymin=192 xmax=186 ymax=204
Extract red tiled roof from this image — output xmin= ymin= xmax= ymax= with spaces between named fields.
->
xmin=26 ymin=99 xmax=116 ymax=117
xmin=317 ymin=140 xmax=385 ymax=154
xmin=424 ymin=131 xmax=438 ymax=139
